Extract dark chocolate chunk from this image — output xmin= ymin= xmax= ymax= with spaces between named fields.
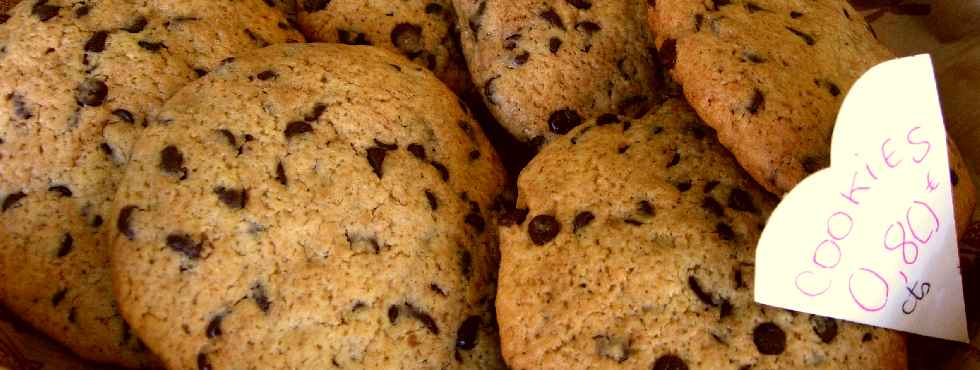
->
xmin=746 ymin=88 xmax=764 ymax=114
xmin=638 ymin=200 xmax=654 ymax=216
xmin=124 ymin=16 xmax=147 ymax=33
xmin=425 ymin=3 xmax=443 ymax=14
xmin=0 ymin=14 xmax=10 ymax=24
xmin=504 ymin=33 xmax=522 ymax=50
xmin=218 ymin=129 xmax=236 ymax=149
xmin=862 ymin=332 xmax=873 ymax=342
xmin=166 ymin=233 xmax=201 ymax=259
xmin=252 ymin=283 xmax=271 ymax=313
xmin=118 ymin=205 xmax=137 ymax=240
xmin=826 ymin=81 xmax=840 ymax=96
xmin=337 ymin=29 xmax=371 ymax=45
xmin=388 ymin=305 xmax=400 ymax=323
xmin=68 ymin=306 xmax=77 ymax=323
xmin=618 ymin=144 xmax=630 ymax=154
xmin=213 ymin=187 xmax=247 ymax=209
xmin=160 ymin=145 xmax=187 ymax=178
xmin=275 ymin=161 xmax=288 ymax=186
xmin=575 ymin=21 xmax=601 ymax=34
xmin=688 ymin=275 xmax=716 ymax=306
xmin=716 ymin=222 xmax=735 ymax=240
xmin=790 ymin=10 xmax=803 ymax=18
xmin=137 ymin=40 xmax=166 ymax=51
xmin=548 ymin=109 xmax=583 ymax=134
xmin=51 ymin=288 xmax=67 ymax=306
xmin=786 ymin=26 xmax=815 ymax=45
xmin=753 ymin=322 xmax=786 ymax=355
xmin=84 ymin=31 xmax=108 ymax=53
xmin=430 ymin=283 xmax=446 ymax=296
xmin=367 ymin=147 xmax=389 ymax=178
xmin=197 ymin=353 xmax=212 ymax=370
xmin=425 ymin=190 xmax=439 ymax=210
xmin=2 ymin=192 xmax=26 ymax=212
xmin=92 ymin=215 xmax=103 ymax=227
xmin=652 ymin=354 xmax=689 ymax=370
xmin=659 ymin=39 xmax=677 ymax=70
xmin=540 ymin=8 xmax=565 ymax=29
xmin=407 ymin=143 xmax=426 ymax=159
xmin=694 ymin=14 xmax=703 ymax=31
xmin=302 ymin=0 xmax=331 ymax=11
xmin=666 ymin=152 xmax=681 ymax=168
xmin=675 ymin=181 xmax=692 ymax=192
xmin=742 ymin=51 xmax=765 ymax=63
xmin=57 ymin=233 xmax=73 ymax=257
xmin=48 ymin=185 xmax=72 ymax=197
xmin=9 ymin=93 xmax=33 ymax=120
xmin=511 ymin=51 xmax=530 ymax=67
xmin=284 ymin=121 xmax=313 ymax=138
xmin=809 ymin=315 xmax=838 ymax=343
xmin=801 ymin=155 xmax=826 ymax=174
xmin=745 ymin=2 xmax=765 ymax=12
xmin=456 ymin=316 xmax=481 ymax=350
xmin=734 ymin=268 xmax=746 ymax=289
xmin=566 ymin=0 xmax=592 ymax=9
xmin=243 ymin=28 xmax=269 ymax=47
xmin=469 ymin=150 xmax=481 ymax=160
xmin=720 ymin=299 xmax=733 ymax=318
xmin=704 ymin=180 xmax=720 ymax=193
xmin=32 ymin=1 xmax=60 ymax=22
xmin=112 ymin=109 xmax=135 ymax=124
xmin=391 ymin=23 xmax=423 ymax=54
xmin=406 ymin=303 xmax=440 ymax=335
xmin=596 ymin=113 xmax=620 ymax=125
xmin=528 ymin=214 xmax=560 ymax=245
xmin=305 ymin=103 xmax=327 ymax=122
xmin=76 ymin=79 xmax=108 ymax=107
xmin=573 ymin=211 xmax=595 ymax=232
xmin=460 ymin=250 xmax=472 ymax=279
xmin=194 ymin=68 xmax=208 ymax=77
xmin=430 ymin=161 xmax=449 ymax=181
xmin=702 ymin=197 xmax=724 ymax=217
xmin=256 ymin=70 xmax=277 ymax=81
xmin=501 ymin=208 xmax=530 ymax=226
xmin=206 ymin=314 xmax=223 ymax=338
xmin=549 ymin=37 xmax=562 ymax=53
xmin=465 ymin=212 xmax=486 ymax=233
xmin=727 ymin=188 xmax=756 ymax=213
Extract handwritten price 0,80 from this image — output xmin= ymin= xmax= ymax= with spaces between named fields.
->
xmin=793 ymin=126 xmax=941 ymax=313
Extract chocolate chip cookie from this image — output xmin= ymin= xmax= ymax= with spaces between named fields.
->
xmin=452 ymin=0 xmax=661 ymax=143
xmin=496 ymin=99 xmax=906 ymax=369
xmin=109 ymin=43 xmax=507 ymax=369
xmin=296 ymin=0 xmax=472 ymax=94
xmin=0 ymin=0 xmax=301 ymax=366
xmin=647 ymin=0 xmax=977 ymax=231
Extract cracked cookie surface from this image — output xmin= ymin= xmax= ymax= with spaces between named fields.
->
xmin=496 ymin=99 xmax=906 ymax=370
xmin=109 ymin=43 xmax=507 ymax=370
xmin=0 ymin=0 xmax=301 ymax=366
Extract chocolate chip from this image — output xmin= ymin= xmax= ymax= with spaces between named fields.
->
xmin=407 ymin=143 xmax=426 ymax=159
xmin=112 ymin=109 xmax=135 ymax=124
xmin=504 ymin=33 xmax=522 ymax=50
xmin=501 ymin=208 xmax=530 ymax=226
xmin=166 ymin=233 xmax=201 ymax=259
xmin=284 ymin=121 xmax=313 ymax=138
xmin=801 ymin=155 xmax=826 ymax=174
xmin=638 ymin=201 xmax=654 ymax=216
xmin=51 ymin=288 xmax=67 ymax=306
xmin=753 ymin=322 xmax=786 ymax=355
xmin=573 ymin=211 xmax=595 ymax=232
xmin=305 ymin=103 xmax=327 ymax=122
xmin=742 ymin=51 xmax=765 ymax=63
xmin=618 ymin=144 xmax=630 ymax=154
xmin=596 ymin=113 xmax=620 ymax=125
xmin=666 ymin=152 xmax=681 ymax=168
xmin=716 ymin=223 xmax=735 ymax=240
xmin=786 ymin=26 xmax=815 ymax=45
xmin=425 ymin=190 xmax=439 ymax=210
xmin=694 ymin=14 xmax=703 ymax=31
xmin=704 ymin=181 xmax=720 ymax=193
xmin=652 ymin=354 xmax=689 ymax=370
xmin=745 ymin=2 xmax=765 ymax=12
xmin=430 ymin=283 xmax=446 ymax=296
xmin=720 ymin=299 xmax=733 ymax=318
xmin=2 ymin=192 xmax=26 ymax=212
xmin=256 ymin=70 xmax=277 ymax=81
xmin=702 ymin=197 xmax=724 ymax=217
xmin=118 ymin=205 xmax=137 ymax=240
xmin=549 ymin=37 xmax=562 ymax=53
xmin=826 ymin=82 xmax=840 ymax=96
xmin=160 ymin=145 xmax=187 ymax=178
xmin=727 ymin=188 xmax=756 ymax=213
xmin=124 ymin=16 xmax=147 ymax=33
xmin=391 ymin=23 xmax=423 ymax=54
xmin=274 ymin=161 xmax=288 ymax=186
xmin=197 ymin=353 xmax=212 ymax=370
xmin=688 ymin=275 xmax=716 ymax=306
xmin=367 ymin=147 xmax=389 ymax=178
xmin=862 ymin=332 xmax=873 ymax=342
xmin=540 ymin=8 xmax=565 ymax=29
xmin=137 ymin=40 xmax=166 ymax=51
xmin=206 ymin=314 xmax=223 ymax=338
xmin=302 ymin=0 xmax=331 ymax=11
xmin=675 ymin=181 xmax=692 ymax=192
xmin=659 ymin=39 xmax=677 ymax=70
xmin=548 ymin=109 xmax=583 ymax=134
xmin=425 ymin=3 xmax=443 ymax=14
xmin=68 ymin=307 xmax=77 ymax=323
xmin=460 ymin=250 xmax=472 ymax=278
xmin=388 ymin=305 xmax=400 ymax=323
xmin=243 ymin=28 xmax=269 ymax=47
xmin=406 ymin=303 xmax=440 ymax=335
xmin=0 ymin=14 xmax=10 ymax=24
xmin=809 ymin=315 xmax=837 ymax=343
xmin=84 ymin=31 xmax=108 ymax=53
xmin=431 ymin=161 xmax=449 ymax=181
xmin=575 ymin=21 xmax=601 ymax=35
xmin=465 ymin=212 xmax=485 ymax=233
xmin=337 ymin=29 xmax=371 ymax=45
xmin=48 ymin=185 xmax=72 ymax=197
xmin=468 ymin=1 xmax=486 ymax=36
xmin=57 ymin=233 xmax=73 ymax=257
xmin=511 ymin=51 xmax=530 ymax=67
xmin=76 ymin=79 xmax=108 ymax=107
xmin=92 ymin=215 xmax=103 ymax=227
xmin=194 ymin=68 xmax=208 ymax=77
xmin=213 ymin=187 xmax=247 ymax=209
xmin=746 ymin=88 xmax=764 ymax=114
xmin=32 ymin=1 xmax=60 ymax=22
xmin=252 ymin=283 xmax=271 ymax=312
xmin=456 ymin=316 xmax=480 ymax=350
xmin=528 ymin=215 xmax=560 ymax=245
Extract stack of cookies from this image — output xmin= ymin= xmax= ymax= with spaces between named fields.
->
xmin=0 ymin=0 xmax=974 ymax=369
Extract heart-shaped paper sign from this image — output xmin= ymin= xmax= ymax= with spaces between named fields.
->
xmin=754 ymin=54 xmax=967 ymax=342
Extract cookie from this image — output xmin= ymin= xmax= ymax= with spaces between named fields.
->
xmin=452 ymin=0 xmax=661 ymax=143
xmin=109 ymin=43 xmax=507 ymax=369
xmin=647 ymin=0 xmax=977 ymax=234
xmin=0 ymin=0 xmax=302 ymax=366
xmin=296 ymin=0 xmax=472 ymax=94
xmin=496 ymin=99 xmax=906 ymax=369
